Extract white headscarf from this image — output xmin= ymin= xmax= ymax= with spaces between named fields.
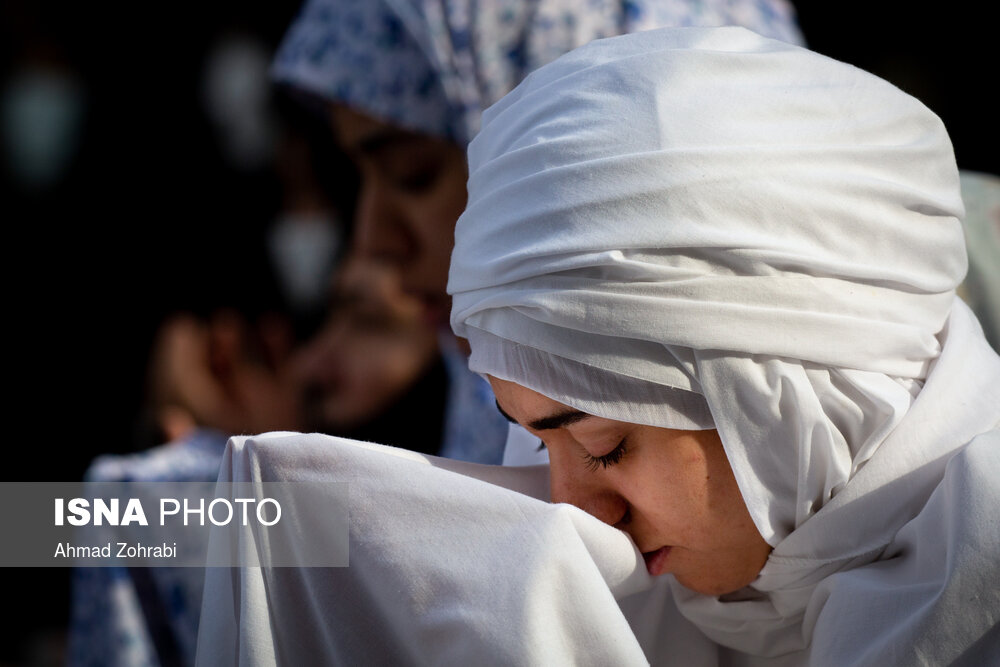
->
xmin=449 ymin=26 xmax=1000 ymax=656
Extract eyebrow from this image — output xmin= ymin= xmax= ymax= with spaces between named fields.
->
xmin=495 ymin=400 xmax=592 ymax=431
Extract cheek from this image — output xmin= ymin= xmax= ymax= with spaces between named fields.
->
xmin=624 ymin=443 xmax=738 ymax=543
xmin=702 ymin=445 xmax=756 ymax=528
xmin=629 ymin=473 xmax=707 ymax=540
xmin=687 ymin=451 xmax=769 ymax=566
xmin=408 ymin=214 xmax=463 ymax=294
xmin=411 ymin=165 xmax=467 ymax=246
xmin=635 ymin=450 xmax=709 ymax=509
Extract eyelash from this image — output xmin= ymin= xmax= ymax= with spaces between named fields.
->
xmin=582 ymin=439 xmax=628 ymax=471
xmin=534 ymin=438 xmax=629 ymax=470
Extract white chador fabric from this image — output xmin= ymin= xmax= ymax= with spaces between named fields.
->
xmin=194 ymin=433 xmax=723 ymax=665
xmin=446 ymin=26 xmax=1000 ymax=662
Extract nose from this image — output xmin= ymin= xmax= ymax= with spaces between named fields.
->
xmin=548 ymin=453 xmax=629 ymax=527
xmin=350 ymin=178 xmax=415 ymax=265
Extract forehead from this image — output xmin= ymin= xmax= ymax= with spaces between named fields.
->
xmin=488 ymin=376 xmax=598 ymax=431
xmin=330 ymin=104 xmax=387 ymax=142
xmin=489 ymin=375 xmax=562 ymax=412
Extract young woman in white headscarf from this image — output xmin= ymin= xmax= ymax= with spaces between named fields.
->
xmin=194 ymin=19 xmax=996 ymax=667
xmin=447 ymin=26 xmax=1000 ymax=664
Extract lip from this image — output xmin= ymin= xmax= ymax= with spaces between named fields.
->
xmin=642 ymin=546 xmax=672 ymax=576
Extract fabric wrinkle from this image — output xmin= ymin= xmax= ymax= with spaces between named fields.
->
xmin=449 ymin=26 xmax=1000 ymax=661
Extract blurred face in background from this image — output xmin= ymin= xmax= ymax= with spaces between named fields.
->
xmin=330 ymin=104 xmax=468 ymax=329
xmin=294 ymin=257 xmax=440 ymax=432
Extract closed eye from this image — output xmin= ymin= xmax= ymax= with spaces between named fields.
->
xmin=582 ymin=439 xmax=628 ymax=471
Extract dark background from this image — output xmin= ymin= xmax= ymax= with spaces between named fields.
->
xmin=2 ymin=1 xmax=995 ymax=664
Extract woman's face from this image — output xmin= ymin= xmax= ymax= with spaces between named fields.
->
xmin=293 ymin=259 xmax=439 ymax=431
xmin=489 ymin=376 xmax=771 ymax=596
xmin=330 ymin=104 xmax=468 ymax=329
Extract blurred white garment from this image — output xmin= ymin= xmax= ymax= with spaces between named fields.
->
xmin=266 ymin=210 xmax=341 ymax=312
xmin=1 ymin=66 xmax=86 ymax=189
xmin=201 ymin=33 xmax=276 ymax=171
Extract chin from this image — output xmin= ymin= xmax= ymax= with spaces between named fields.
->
xmin=675 ymin=573 xmax=752 ymax=598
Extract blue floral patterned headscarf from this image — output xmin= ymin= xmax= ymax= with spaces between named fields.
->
xmin=271 ymin=0 xmax=805 ymax=145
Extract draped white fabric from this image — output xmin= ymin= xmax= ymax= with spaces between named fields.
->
xmin=193 ymin=433 xmax=722 ymax=665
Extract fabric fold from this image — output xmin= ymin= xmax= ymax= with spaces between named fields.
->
xmin=196 ymin=433 xmax=663 ymax=666
xmin=447 ymin=26 xmax=1000 ymax=661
